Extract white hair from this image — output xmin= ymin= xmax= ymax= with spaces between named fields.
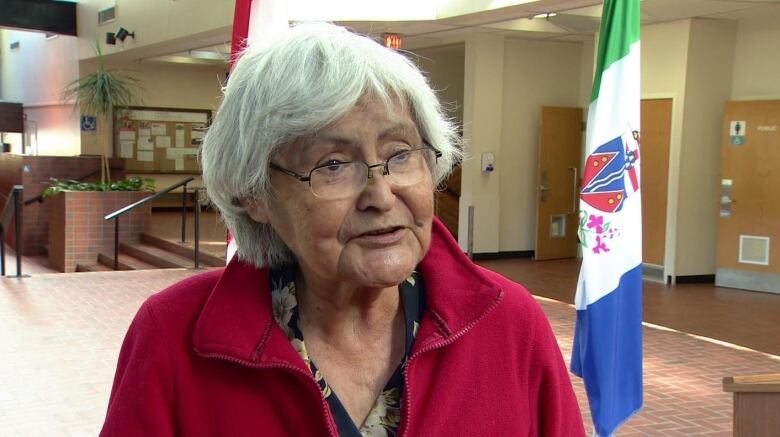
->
xmin=201 ymin=22 xmax=462 ymax=268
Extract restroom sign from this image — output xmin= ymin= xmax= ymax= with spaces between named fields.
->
xmin=730 ymin=120 xmax=745 ymax=145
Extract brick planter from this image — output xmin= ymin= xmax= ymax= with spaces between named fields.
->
xmin=0 ymin=154 xmax=126 ymax=255
xmin=47 ymin=191 xmax=151 ymax=272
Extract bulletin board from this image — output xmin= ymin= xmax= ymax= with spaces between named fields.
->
xmin=113 ymin=106 xmax=212 ymax=173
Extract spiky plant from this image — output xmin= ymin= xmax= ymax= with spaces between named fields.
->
xmin=63 ymin=43 xmax=142 ymax=183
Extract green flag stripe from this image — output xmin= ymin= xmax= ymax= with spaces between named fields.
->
xmin=590 ymin=0 xmax=640 ymax=102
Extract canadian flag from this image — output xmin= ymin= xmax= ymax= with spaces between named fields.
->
xmin=226 ymin=0 xmax=289 ymax=262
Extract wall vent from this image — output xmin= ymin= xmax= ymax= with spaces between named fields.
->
xmin=98 ymin=6 xmax=116 ymax=25
xmin=738 ymin=235 xmax=770 ymax=266
xmin=10 ymin=41 xmax=20 ymax=50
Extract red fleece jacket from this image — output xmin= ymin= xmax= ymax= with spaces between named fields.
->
xmin=100 ymin=219 xmax=585 ymax=436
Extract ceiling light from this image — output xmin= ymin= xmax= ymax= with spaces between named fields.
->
xmin=533 ymin=12 xmax=557 ymax=19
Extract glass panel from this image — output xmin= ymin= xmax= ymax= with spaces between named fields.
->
xmin=550 ymin=214 xmax=566 ymax=238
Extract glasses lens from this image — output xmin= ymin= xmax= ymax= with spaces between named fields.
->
xmin=310 ymin=161 xmax=366 ymax=199
xmin=387 ymin=149 xmax=433 ymax=186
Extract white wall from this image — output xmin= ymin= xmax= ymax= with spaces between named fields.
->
xmin=579 ymin=36 xmax=596 ymax=108
xmin=676 ymin=19 xmax=737 ymax=276
xmin=0 ymin=30 xmax=81 ymax=155
xmin=0 ymin=29 xmax=225 ymax=159
xmin=460 ymin=33 xmax=505 ymax=253
xmin=79 ymin=59 xmax=225 ymax=157
xmin=641 ymin=20 xmax=691 ymax=278
xmin=415 ymin=36 xmax=583 ymax=253
xmin=500 ymin=38 xmax=582 ymax=251
xmin=76 ymin=0 xmax=234 ymax=61
xmin=731 ymin=8 xmax=780 ymax=100
xmin=641 ymin=18 xmax=740 ymax=277
xmin=412 ymin=44 xmax=465 ymax=128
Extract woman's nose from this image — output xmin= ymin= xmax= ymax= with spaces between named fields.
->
xmin=356 ymin=166 xmax=395 ymax=212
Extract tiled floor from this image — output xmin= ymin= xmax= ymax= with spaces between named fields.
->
xmin=0 ymin=269 xmax=202 ymax=436
xmin=1 ymin=264 xmax=779 ymax=435
xmin=480 ymin=258 xmax=780 ymax=356
xmin=541 ymin=295 xmax=780 ymax=436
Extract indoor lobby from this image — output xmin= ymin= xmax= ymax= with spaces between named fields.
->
xmin=2 ymin=0 xmax=780 ymax=435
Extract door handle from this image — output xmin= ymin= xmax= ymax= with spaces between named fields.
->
xmin=539 ymin=170 xmax=549 ymax=201
xmin=570 ymin=167 xmax=578 ymax=214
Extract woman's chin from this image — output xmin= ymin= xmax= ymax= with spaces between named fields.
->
xmin=338 ymin=248 xmax=418 ymax=288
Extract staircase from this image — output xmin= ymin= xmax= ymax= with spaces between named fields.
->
xmin=76 ymin=232 xmax=226 ymax=272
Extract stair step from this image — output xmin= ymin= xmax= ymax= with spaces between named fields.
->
xmin=97 ymin=252 xmax=159 ymax=271
xmin=119 ymin=242 xmax=196 ymax=269
xmin=76 ymin=263 xmax=113 ymax=272
xmin=140 ymin=233 xmax=225 ymax=267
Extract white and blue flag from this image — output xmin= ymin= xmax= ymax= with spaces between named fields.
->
xmin=571 ymin=0 xmax=643 ymax=435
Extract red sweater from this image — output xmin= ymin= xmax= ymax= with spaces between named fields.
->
xmin=101 ymin=220 xmax=585 ymax=436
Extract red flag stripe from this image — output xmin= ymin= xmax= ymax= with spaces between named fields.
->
xmin=226 ymin=0 xmax=253 ymax=256
xmin=230 ymin=0 xmax=252 ymax=69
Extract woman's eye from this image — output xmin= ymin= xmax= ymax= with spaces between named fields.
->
xmin=389 ymin=150 xmax=412 ymax=164
xmin=323 ymin=160 xmax=345 ymax=172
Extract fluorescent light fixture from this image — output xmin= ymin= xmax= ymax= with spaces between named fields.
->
xmin=188 ymin=50 xmax=229 ymax=61
xmin=533 ymin=12 xmax=557 ymax=19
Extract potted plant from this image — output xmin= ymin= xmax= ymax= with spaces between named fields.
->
xmin=42 ymin=175 xmax=155 ymax=197
xmin=63 ymin=43 xmax=142 ymax=183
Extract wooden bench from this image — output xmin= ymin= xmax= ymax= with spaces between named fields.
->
xmin=723 ymin=373 xmax=780 ymax=436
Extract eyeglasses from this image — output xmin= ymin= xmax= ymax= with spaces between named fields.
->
xmin=269 ymin=143 xmax=442 ymax=200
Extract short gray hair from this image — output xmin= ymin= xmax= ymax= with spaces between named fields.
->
xmin=201 ymin=22 xmax=462 ymax=268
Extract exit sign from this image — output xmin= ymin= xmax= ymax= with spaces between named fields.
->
xmin=382 ymin=33 xmax=402 ymax=50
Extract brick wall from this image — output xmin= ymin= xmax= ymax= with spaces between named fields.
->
xmin=0 ymin=155 xmax=126 ymax=255
xmin=0 ymin=154 xmax=23 ymax=196
xmin=48 ymin=191 xmax=150 ymax=272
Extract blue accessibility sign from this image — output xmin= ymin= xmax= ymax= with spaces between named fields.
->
xmin=81 ymin=115 xmax=97 ymax=131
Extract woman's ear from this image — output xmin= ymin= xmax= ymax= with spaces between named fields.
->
xmin=244 ymin=197 xmax=271 ymax=224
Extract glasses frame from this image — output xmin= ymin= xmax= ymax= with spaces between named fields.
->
xmin=269 ymin=140 xmax=442 ymax=197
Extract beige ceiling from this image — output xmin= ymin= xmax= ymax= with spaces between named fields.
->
xmin=147 ymin=0 xmax=780 ymax=65
xmin=340 ymin=0 xmax=780 ymax=49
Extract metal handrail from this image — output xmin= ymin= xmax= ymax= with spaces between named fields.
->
xmin=0 ymin=185 xmax=24 ymax=277
xmin=103 ymin=177 xmax=199 ymax=271
xmin=192 ymin=187 xmax=202 ymax=269
xmin=104 ymin=177 xmax=194 ymax=221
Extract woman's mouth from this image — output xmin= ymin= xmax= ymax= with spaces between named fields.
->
xmin=355 ymin=226 xmax=405 ymax=244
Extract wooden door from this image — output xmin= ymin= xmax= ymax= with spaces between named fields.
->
xmin=435 ymin=166 xmax=460 ymax=238
xmin=535 ymin=106 xmax=583 ymax=260
xmin=716 ymin=100 xmax=780 ymax=293
xmin=640 ymin=99 xmax=672 ymax=266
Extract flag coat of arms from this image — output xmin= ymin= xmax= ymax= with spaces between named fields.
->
xmin=571 ymin=0 xmax=643 ymax=435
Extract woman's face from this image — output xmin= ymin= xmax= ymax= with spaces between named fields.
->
xmin=248 ymin=96 xmax=434 ymax=289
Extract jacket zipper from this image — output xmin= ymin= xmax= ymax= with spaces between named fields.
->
xmin=398 ymin=290 xmax=504 ymax=437
xmin=194 ymin=350 xmax=338 ymax=437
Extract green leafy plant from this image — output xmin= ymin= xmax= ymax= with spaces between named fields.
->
xmin=63 ymin=43 xmax=142 ymax=183
xmin=43 ymin=176 xmax=155 ymax=198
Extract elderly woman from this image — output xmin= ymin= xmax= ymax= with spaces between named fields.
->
xmin=101 ymin=23 xmax=585 ymax=437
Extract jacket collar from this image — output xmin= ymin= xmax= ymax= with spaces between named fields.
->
xmin=192 ymin=218 xmax=503 ymax=365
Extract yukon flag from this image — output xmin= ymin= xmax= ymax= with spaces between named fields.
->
xmin=226 ymin=0 xmax=289 ymax=262
xmin=570 ymin=0 xmax=643 ymax=436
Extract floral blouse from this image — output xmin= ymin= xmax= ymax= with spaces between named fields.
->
xmin=270 ymin=263 xmax=426 ymax=437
